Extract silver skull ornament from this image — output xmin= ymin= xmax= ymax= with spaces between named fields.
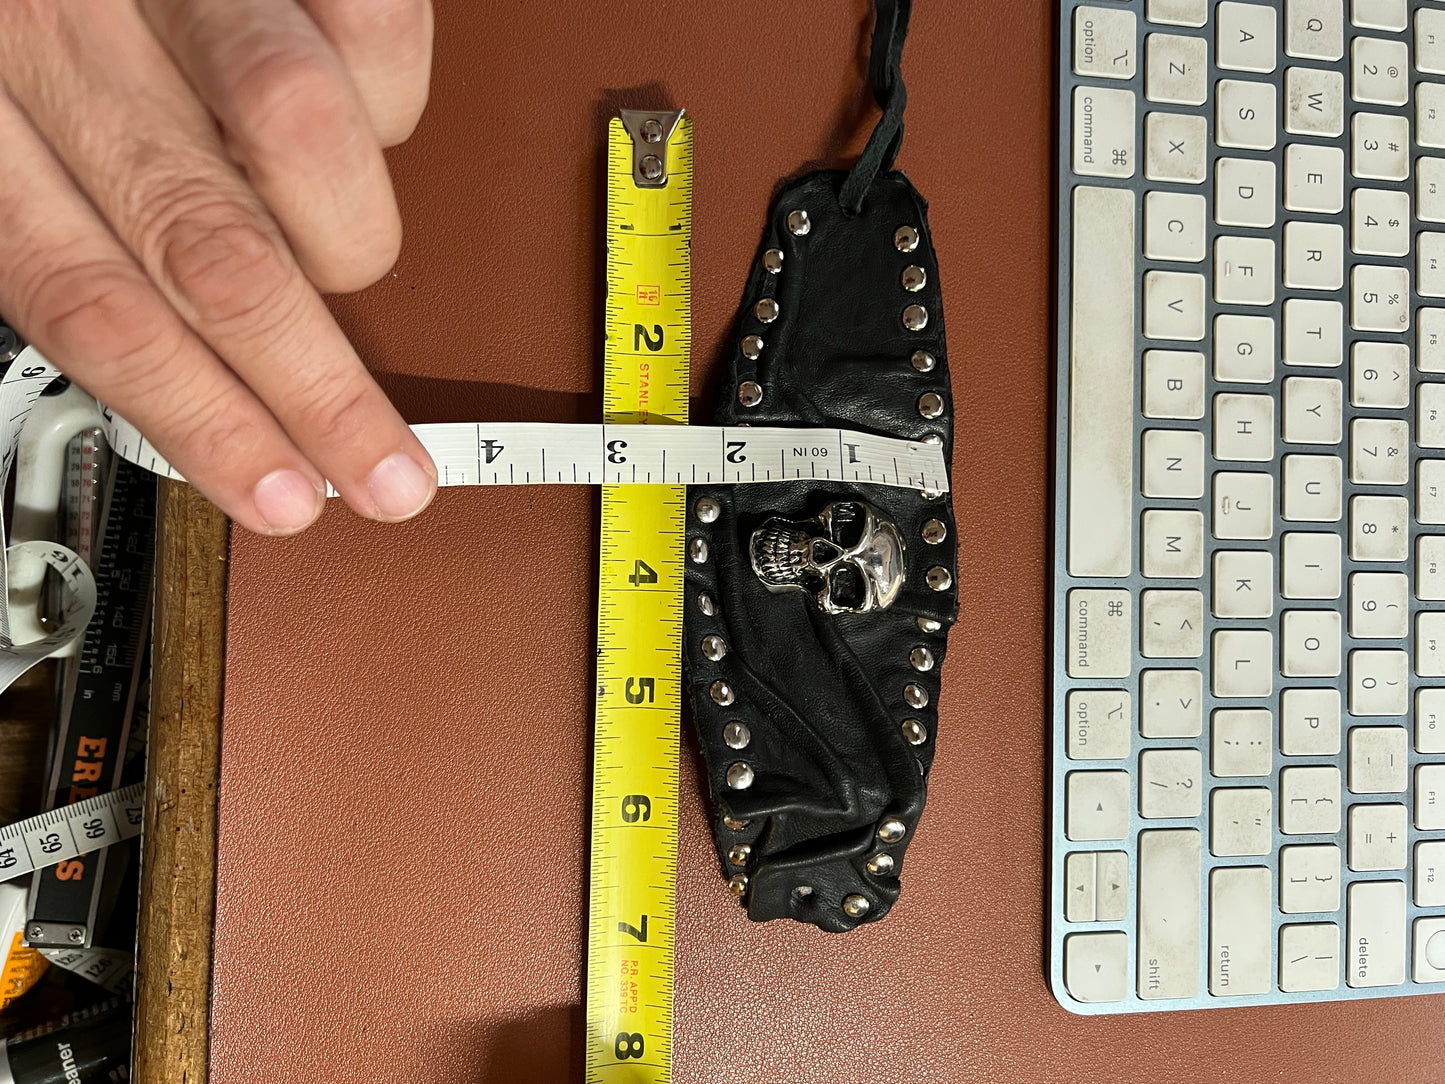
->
xmin=749 ymin=501 xmax=906 ymax=614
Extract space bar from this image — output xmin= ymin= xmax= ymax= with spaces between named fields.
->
xmin=1068 ymin=186 xmax=1135 ymax=577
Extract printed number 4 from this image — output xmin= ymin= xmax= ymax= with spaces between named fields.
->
xmin=629 ymin=560 xmax=657 ymax=585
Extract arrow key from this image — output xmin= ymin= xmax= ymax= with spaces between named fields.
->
xmin=1096 ymin=851 xmax=1128 ymax=920
xmin=1065 ymin=931 xmax=1129 ymax=1003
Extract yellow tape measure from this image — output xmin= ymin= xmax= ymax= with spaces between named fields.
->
xmin=586 ymin=110 xmax=692 ymax=1083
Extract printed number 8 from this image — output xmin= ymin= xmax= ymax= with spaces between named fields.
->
xmin=615 ymin=1032 xmax=645 ymax=1060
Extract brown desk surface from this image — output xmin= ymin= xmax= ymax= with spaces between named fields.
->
xmin=207 ymin=3 xmax=1445 ymax=1081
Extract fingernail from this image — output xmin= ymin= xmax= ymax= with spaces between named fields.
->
xmin=367 ymin=452 xmax=435 ymax=520
xmin=252 ymin=469 xmax=324 ymax=534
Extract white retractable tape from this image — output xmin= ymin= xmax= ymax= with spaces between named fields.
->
xmin=35 ymin=946 xmax=134 ymax=994
xmin=0 ymin=784 xmax=143 ymax=885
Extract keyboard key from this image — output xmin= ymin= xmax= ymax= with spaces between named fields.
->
xmin=1145 ymin=192 xmax=1207 ymax=261
xmin=1350 ymin=727 xmax=1408 ymax=793
xmin=1213 ymin=393 xmax=1274 ymax=461
xmin=1349 ymin=571 xmax=1408 ymax=638
xmin=1139 ymin=748 xmax=1203 ymax=818
xmin=1350 ymin=264 xmax=1410 ymax=331
xmin=1073 ymin=87 xmax=1136 ymax=178
xmin=1347 ymin=880 xmax=1406 ymax=987
xmin=1419 ymin=764 xmax=1445 ymax=829
xmin=1417 ymin=688 xmax=1445 ymax=754
xmin=1074 ymin=6 xmax=1137 ymax=80
xmin=1352 ymin=113 xmax=1409 ymax=181
xmin=1146 ymin=33 xmax=1208 ymax=104
xmin=1281 ymin=843 xmax=1342 ymax=911
xmin=1420 ymin=83 xmax=1445 ymax=147
xmin=1068 ymin=187 xmax=1134 ymax=577
xmin=1281 ymin=687 xmax=1342 ymax=755
xmin=1145 ymin=112 xmax=1208 ymax=183
xmin=1213 ymin=472 xmax=1273 ymax=540
xmin=1217 ymin=79 xmax=1279 ymax=149
xmin=1215 ymin=158 xmax=1276 ymax=228
xmin=1283 ymin=221 xmax=1344 ymax=291
xmin=1212 ymin=629 xmax=1274 ymax=696
xmin=1282 ymin=609 xmax=1342 ymax=677
xmin=1421 ymin=383 xmax=1445 ymax=447
xmin=1419 ymin=612 xmax=1445 ymax=676
xmin=1216 ymin=236 xmax=1276 ymax=305
xmin=1350 ymin=649 xmax=1409 ymax=715
xmin=1209 ymin=867 xmax=1272 ymax=995
xmin=1067 ymin=770 xmax=1131 ymax=841
xmin=1283 ymin=455 xmax=1344 ymax=523
xmin=1142 ymin=428 xmax=1205 ymax=498
xmin=1065 ymin=931 xmax=1129 ymax=1003
xmin=1140 ymin=668 xmax=1203 ymax=737
xmin=1421 ymin=158 xmax=1445 ymax=222
xmin=1287 ymin=0 xmax=1344 ymax=60
xmin=1067 ymin=589 xmax=1132 ymax=678
xmin=1214 ymin=313 xmax=1276 ymax=381
xmin=1419 ymin=537 xmax=1445 ymax=600
xmin=1143 ymin=509 xmax=1205 ymax=578
xmin=1354 ymin=0 xmax=1406 ymax=33
xmin=1350 ymin=341 xmax=1409 ymax=408
xmin=1212 ymin=709 xmax=1273 ymax=776
xmin=1281 ymin=766 xmax=1342 ymax=834
xmin=1149 ymin=0 xmax=1207 ymax=26
xmin=1351 ymin=37 xmax=1408 ymax=105
xmin=1350 ymin=495 xmax=1408 ymax=561
xmin=1282 ymin=532 xmax=1342 ymax=600
xmin=1285 ymin=66 xmax=1345 ymax=137
xmin=1066 ymin=690 xmax=1131 ymax=761
xmin=1218 ymin=2 xmax=1278 ymax=72
xmin=1422 ymin=461 xmax=1445 ymax=526
xmin=1423 ymin=233 xmax=1445 ymax=297
xmin=1285 ymin=143 xmax=1345 ymax=213
xmin=1415 ymin=840 xmax=1445 ymax=904
xmin=1138 ymin=829 xmax=1202 ymax=999
xmin=1280 ymin=923 xmax=1341 ymax=993
xmin=1282 ymin=378 xmax=1343 ymax=444
xmin=1284 ymin=298 xmax=1342 ymax=366
xmin=1412 ymin=918 xmax=1445 ymax=983
xmin=1419 ymin=7 xmax=1445 ymax=74
xmin=1423 ymin=309 xmax=1445 ymax=371
xmin=1352 ymin=188 xmax=1410 ymax=256
xmin=1066 ymin=850 xmax=1129 ymax=922
xmin=1349 ymin=803 xmax=1408 ymax=871
xmin=1350 ymin=422 xmax=1409 ymax=485
xmin=1144 ymin=270 xmax=1206 ymax=339
xmin=1065 ymin=851 xmax=1097 ymax=922
xmin=1140 ymin=589 xmax=1203 ymax=659
xmin=1143 ymin=350 xmax=1205 ymax=418
xmin=1212 ymin=550 xmax=1274 ymax=618
xmin=1211 ymin=787 xmax=1273 ymax=856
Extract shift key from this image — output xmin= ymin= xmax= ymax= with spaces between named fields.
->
xmin=1068 ymin=589 xmax=1132 ymax=677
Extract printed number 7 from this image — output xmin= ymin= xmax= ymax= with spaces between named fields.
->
xmin=618 ymin=914 xmax=648 ymax=942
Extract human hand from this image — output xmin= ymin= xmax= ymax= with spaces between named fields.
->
xmin=0 ymin=0 xmax=437 ymax=535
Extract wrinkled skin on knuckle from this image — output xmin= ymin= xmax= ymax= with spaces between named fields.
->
xmin=288 ymin=373 xmax=378 ymax=461
xmin=226 ymin=40 xmax=357 ymax=164
xmin=23 ymin=256 xmax=177 ymax=378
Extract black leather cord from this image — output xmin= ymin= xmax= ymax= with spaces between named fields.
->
xmin=838 ymin=0 xmax=912 ymax=215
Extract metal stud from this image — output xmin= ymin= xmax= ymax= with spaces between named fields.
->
xmin=723 ymin=815 xmax=751 ymax=831
xmin=728 ymin=873 xmax=749 ymax=897
xmin=763 ymin=248 xmax=784 ymax=273
xmin=710 ymin=679 xmax=735 ymax=706
xmin=842 ymin=894 xmax=871 ymax=918
xmin=894 ymin=225 xmax=919 ymax=252
xmin=724 ymin=721 xmax=751 ymax=750
xmin=918 ymin=392 xmax=944 ymax=418
xmin=640 ymin=155 xmax=664 ymax=181
xmin=921 ymin=433 xmax=943 ymax=446
xmin=921 ymin=487 xmax=945 ymax=501
xmin=698 ymin=592 xmax=718 ymax=616
xmin=695 ymin=497 xmax=720 ymax=523
xmin=787 ymin=209 xmax=811 ymax=236
xmin=754 ymin=298 xmax=779 ymax=323
xmin=911 ymin=349 xmax=936 ymax=372
xmin=728 ymin=844 xmax=752 ymax=866
xmin=922 ymin=518 xmax=947 ymax=544
xmin=927 ymin=566 xmax=953 ymax=591
xmin=738 ymin=381 xmax=763 ymax=407
xmin=901 ymin=719 xmax=928 ymax=745
xmin=867 ymin=853 xmax=896 ymax=876
xmin=689 ymin=538 xmax=709 ymax=563
xmin=878 ymin=818 xmax=907 ymax=843
xmin=902 ymin=304 xmax=928 ymax=331
xmin=904 ymin=683 xmax=929 ymax=709
xmin=910 ymin=647 xmax=934 ymax=672
xmin=741 ymin=334 xmax=765 ymax=360
xmin=702 ymin=635 xmax=728 ymax=661
xmin=641 ymin=118 xmax=664 ymax=142
xmin=726 ymin=761 xmax=755 ymax=790
xmin=916 ymin=617 xmax=942 ymax=633
xmin=902 ymin=265 xmax=927 ymax=292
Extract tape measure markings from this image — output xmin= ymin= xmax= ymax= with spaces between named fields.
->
xmin=0 ymin=785 xmax=143 ymax=883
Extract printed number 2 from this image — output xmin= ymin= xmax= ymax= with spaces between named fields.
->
xmin=615 ymin=1032 xmax=645 ymax=1060
xmin=634 ymin=323 xmax=664 ymax=351
xmin=628 ymin=560 xmax=657 ymax=585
